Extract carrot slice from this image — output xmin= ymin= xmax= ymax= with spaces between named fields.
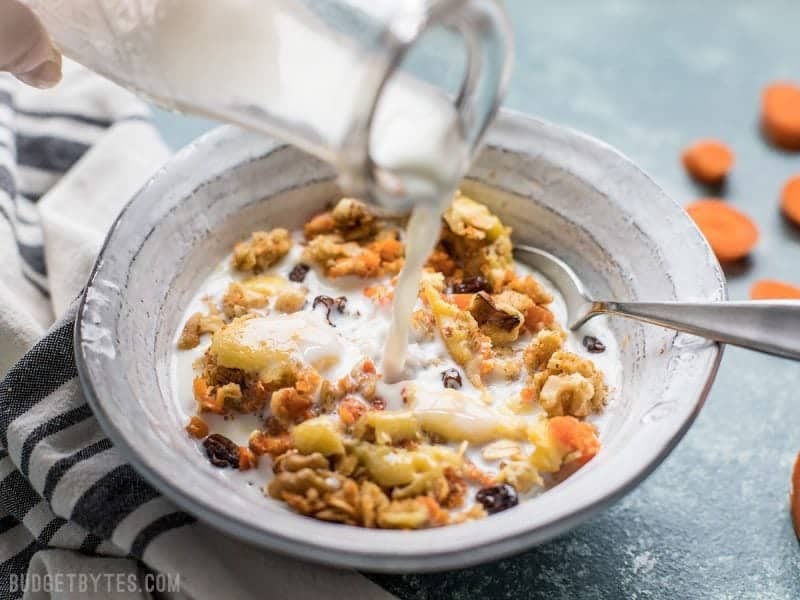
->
xmin=446 ymin=293 xmax=474 ymax=310
xmin=681 ymin=139 xmax=734 ymax=184
xmin=685 ymin=199 xmax=759 ymax=262
xmin=762 ymin=82 xmax=800 ymax=150
xmin=780 ymin=175 xmax=800 ymax=226
xmin=792 ymin=451 xmax=800 ymax=541
xmin=750 ymin=279 xmax=800 ymax=300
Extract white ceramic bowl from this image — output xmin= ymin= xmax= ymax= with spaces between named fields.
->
xmin=75 ymin=111 xmax=725 ymax=572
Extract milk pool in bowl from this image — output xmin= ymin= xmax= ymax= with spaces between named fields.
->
xmin=170 ymin=206 xmax=623 ymax=516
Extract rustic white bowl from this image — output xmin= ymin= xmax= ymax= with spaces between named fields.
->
xmin=75 ymin=111 xmax=725 ymax=572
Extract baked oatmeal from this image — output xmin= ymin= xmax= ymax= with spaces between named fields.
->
xmin=174 ymin=192 xmax=616 ymax=529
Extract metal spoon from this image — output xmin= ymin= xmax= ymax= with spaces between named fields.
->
xmin=514 ymin=244 xmax=800 ymax=361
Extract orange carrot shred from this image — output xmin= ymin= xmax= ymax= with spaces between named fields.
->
xmin=549 ymin=416 xmax=600 ymax=463
xmin=780 ymin=175 xmax=800 ymax=226
xmin=185 ymin=416 xmax=209 ymax=439
xmin=762 ymin=82 xmax=800 ymax=150
xmin=524 ymin=304 xmax=555 ymax=333
xmin=681 ymin=139 xmax=734 ymax=184
xmin=238 ymin=446 xmax=258 ymax=470
xmin=685 ymin=199 xmax=759 ymax=262
xmin=446 ymin=293 xmax=474 ymax=310
xmin=750 ymin=279 xmax=800 ymax=300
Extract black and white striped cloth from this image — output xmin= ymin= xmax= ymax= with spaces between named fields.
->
xmin=0 ymin=61 xmax=394 ymax=600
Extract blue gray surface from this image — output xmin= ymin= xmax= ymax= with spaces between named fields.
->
xmin=152 ymin=1 xmax=800 ymax=597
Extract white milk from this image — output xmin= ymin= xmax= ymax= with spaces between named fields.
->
xmin=381 ymin=203 xmax=445 ymax=381
xmin=172 ymin=245 xmax=622 ymax=491
xmin=369 ymin=66 xmax=469 ymax=379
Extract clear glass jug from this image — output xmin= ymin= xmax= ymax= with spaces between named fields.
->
xmin=24 ymin=0 xmax=512 ymax=208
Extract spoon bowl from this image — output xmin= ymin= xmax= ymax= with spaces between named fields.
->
xmin=515 ymin=244 xmax=800 ymax=360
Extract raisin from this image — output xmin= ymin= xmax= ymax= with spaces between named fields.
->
xmin=441 ymin=368 xmax=462 ymax=390
xmin=312 ymin=295 xmax=347 ymax=326
xmin=448 ymin=275 xmax=490 ymax=294
xmin=289 ymin=263 xmax=310 ymax=282
xmin=203 ymin=433 xmax=240 ymax=468
xmin=475 ymin=483 xmax=519 ymax=514
xmin=582 ymin=335 xmax=606 ymax=353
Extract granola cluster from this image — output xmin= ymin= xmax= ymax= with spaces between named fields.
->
xmin=303 ymin=198 xmax=404 ymax=278
xmin=177 ymin=193 xmax=609 ymax=529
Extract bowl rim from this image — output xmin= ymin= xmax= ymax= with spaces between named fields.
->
xmin=75 ymin=110 xmax=726 ymax=572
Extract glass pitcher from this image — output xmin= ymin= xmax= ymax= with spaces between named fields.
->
xmin=24 ymin=0 xmax=512 ymax=208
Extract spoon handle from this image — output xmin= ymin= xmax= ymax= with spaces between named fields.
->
xmin=585 ymin=300 xmax=800 ymax=360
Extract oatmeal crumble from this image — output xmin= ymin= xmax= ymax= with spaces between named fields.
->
xmin=232 ymin=228 xmax=292 ymax=273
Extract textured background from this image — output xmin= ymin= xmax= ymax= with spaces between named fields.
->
xmin=152 ymin=1 xmax=800 ymax=597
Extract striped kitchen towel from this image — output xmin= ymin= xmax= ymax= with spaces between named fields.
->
xmin=0 ymin=61 xmax=394 ymax=600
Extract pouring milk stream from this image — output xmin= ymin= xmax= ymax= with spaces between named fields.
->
xmin=23 ymin=0 xmax=512 ymax=376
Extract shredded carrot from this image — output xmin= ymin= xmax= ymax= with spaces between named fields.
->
xmin=463 ymin=462 xmax=496 ymax=487
xmin=185 ymin=415 xmax=209 ymax=439
xmin=238 ymin=446 xmax=258 ymax=470
xmin=369 ymin=237 xmax=404 ymax=261
xmin=762 ymin=82 xmax=800 ymax=150
xmin=192 ymin=377 xmax=224 ymax=413
xmin=363 ymin=284 xmax=393 ymax=304
xmin=338 ymin=397 xmax=366 ymax=425
xmin=249 ymin=431 xmax=292 ymax=457
xmin=685 ymin=199 xmax=759 ymax=262
xmin=780 ymin=175 xmax=800 ymax=226
xmin=681 ymin=139 xmax=734 ymax=184
xmin=524 ymin=304 xmax=555 ymax=332
xmin=519 ymin=387 xmax=535 ymax=405
xmin=446 ymin=293 xmax=474 ymax=310
xmin=750 ymin=279 xmax=800 ymax=300
xmin=549 ymin=416 xmax=600 ymax=464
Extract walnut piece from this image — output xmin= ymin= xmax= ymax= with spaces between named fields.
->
xmin=523 ymin=329 xmax=566 ymax=373
xmin=267 ymin=449 xmax=454 ymax=529
xmin=527 ymin=350 xmax=606 ymax=417
xmin=538 ymin=373 xmax=596 ymax=418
